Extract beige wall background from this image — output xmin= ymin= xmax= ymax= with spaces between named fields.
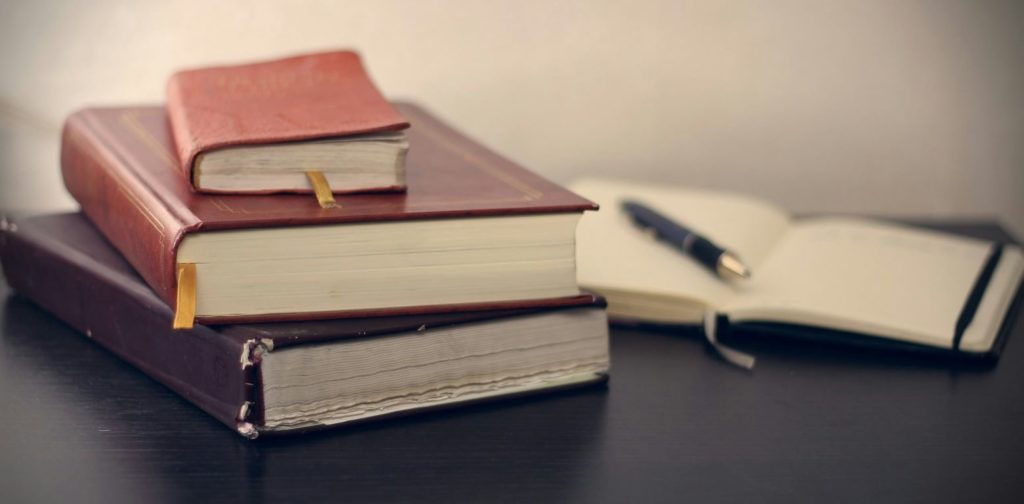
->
xmin=1 ymin=0 xmax=1022 ymax=235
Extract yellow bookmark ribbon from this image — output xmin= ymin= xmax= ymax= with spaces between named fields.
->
xmin=172 ymin=263 xmax=197 ymax=330
xmin=306 ymin=171 xmax=339 ymax=209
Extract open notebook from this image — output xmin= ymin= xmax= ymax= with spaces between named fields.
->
xmin=572 ymin=178 xmax=1024 ymax=358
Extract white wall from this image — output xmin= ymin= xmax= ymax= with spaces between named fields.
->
xmin=1 ymin=0 xmax=1021 ymax=235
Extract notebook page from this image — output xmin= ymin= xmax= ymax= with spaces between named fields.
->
xmin=572 ymin=178 xmax=792 ymax=309
xmin=724 ymin=217 xmax=1004 ymax=348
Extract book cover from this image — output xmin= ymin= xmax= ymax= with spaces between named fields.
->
xmin=61 ymin=102 xmax=598 ymax=323
xmin=167 ymin=50 xmax=408 ymax=184
xmin=0 ymin=213 xmax=609 ymax=438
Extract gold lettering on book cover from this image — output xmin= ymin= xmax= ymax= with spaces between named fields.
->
xmin=70 ymin=119 xmax=166 ymax=241
xmin=119 ymin=113 xmax=178 ymax=169
xmin=209 ymin=197 xmax=251 ymax=215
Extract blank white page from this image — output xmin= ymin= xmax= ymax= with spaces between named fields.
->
xmin=724 ymin=217 xmax=1021 ymax=349
xmin=572 ymin=178 xmax=792 ymax=308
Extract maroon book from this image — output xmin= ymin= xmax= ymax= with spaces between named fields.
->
xmin=167 ymin=50 xmax=409 ymax=192
xmin=61 ymin=102 xmax=598 ymax=324
xmin=0 ymin=213 xmax=610 ymax=438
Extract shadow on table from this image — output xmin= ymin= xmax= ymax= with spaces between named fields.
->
xmin=611 ymin=318 xmax=1012 ymax=373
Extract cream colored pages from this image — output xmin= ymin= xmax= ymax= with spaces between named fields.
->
xmin=571 ymin=178 xmax=792 ymax=319
xmin=723 ymin=217 xmax=1023 ymax=350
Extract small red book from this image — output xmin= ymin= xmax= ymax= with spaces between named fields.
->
xmin=61 ymin=103 xmax=598 ymax=326
xmin=167 ymin=51 xmax=410 ymax=194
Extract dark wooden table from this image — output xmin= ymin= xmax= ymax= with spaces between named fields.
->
xmin=1 ymin=221 xmax=1022 ymax=503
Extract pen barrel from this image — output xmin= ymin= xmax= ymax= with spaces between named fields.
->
xmin=621 ymin=200 xmax=729 ymax=275
xmin=687 ymin=236 xmax=725 ymax=271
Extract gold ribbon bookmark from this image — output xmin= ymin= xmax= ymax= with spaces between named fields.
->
xmin=172 ymin=263 xmax=197 ymax=330
xmin=306 ymin=171 xmax=339 ymax=209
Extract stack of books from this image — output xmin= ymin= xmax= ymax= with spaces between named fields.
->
xmin=0 ymin=51 xmax=610 ymax=438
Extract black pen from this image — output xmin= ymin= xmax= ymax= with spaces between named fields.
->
xmin=621 ymin=200 xmax=752 ymax=281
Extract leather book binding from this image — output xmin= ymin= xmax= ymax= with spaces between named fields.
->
xmin=166 ymin=50 xmax=409 ymax=186
xmin=60 ymin=102 xmax=598 ymax=323
xmin=0 ymin=213 xmax=608 ymax=438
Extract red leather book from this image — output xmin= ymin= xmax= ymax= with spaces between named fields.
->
xmin=167 ymin=51 xmax=410 ymax=194
xmin=61 ymin=102 xmax=598 ymax=324
xmin=0 ymin=213 xmax=610 ymax=438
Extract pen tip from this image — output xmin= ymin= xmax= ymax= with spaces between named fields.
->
xmin=717 ymin=253 xmax=752 ymax=281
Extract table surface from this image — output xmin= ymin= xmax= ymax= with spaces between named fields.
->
xmin=1 ymin=220 xmax=1023 ymax=504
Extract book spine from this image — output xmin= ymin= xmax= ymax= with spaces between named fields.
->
xmin=165 ymin=75 xmax=199 ymax=181
xmin=0 ymin=223 xmax=258 ymax=437
xmin=61 ymin=110 xmax=184 ymax=308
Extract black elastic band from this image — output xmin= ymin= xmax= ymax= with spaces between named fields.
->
xmin=953 ymin=243 xmax=1004 ymax=352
